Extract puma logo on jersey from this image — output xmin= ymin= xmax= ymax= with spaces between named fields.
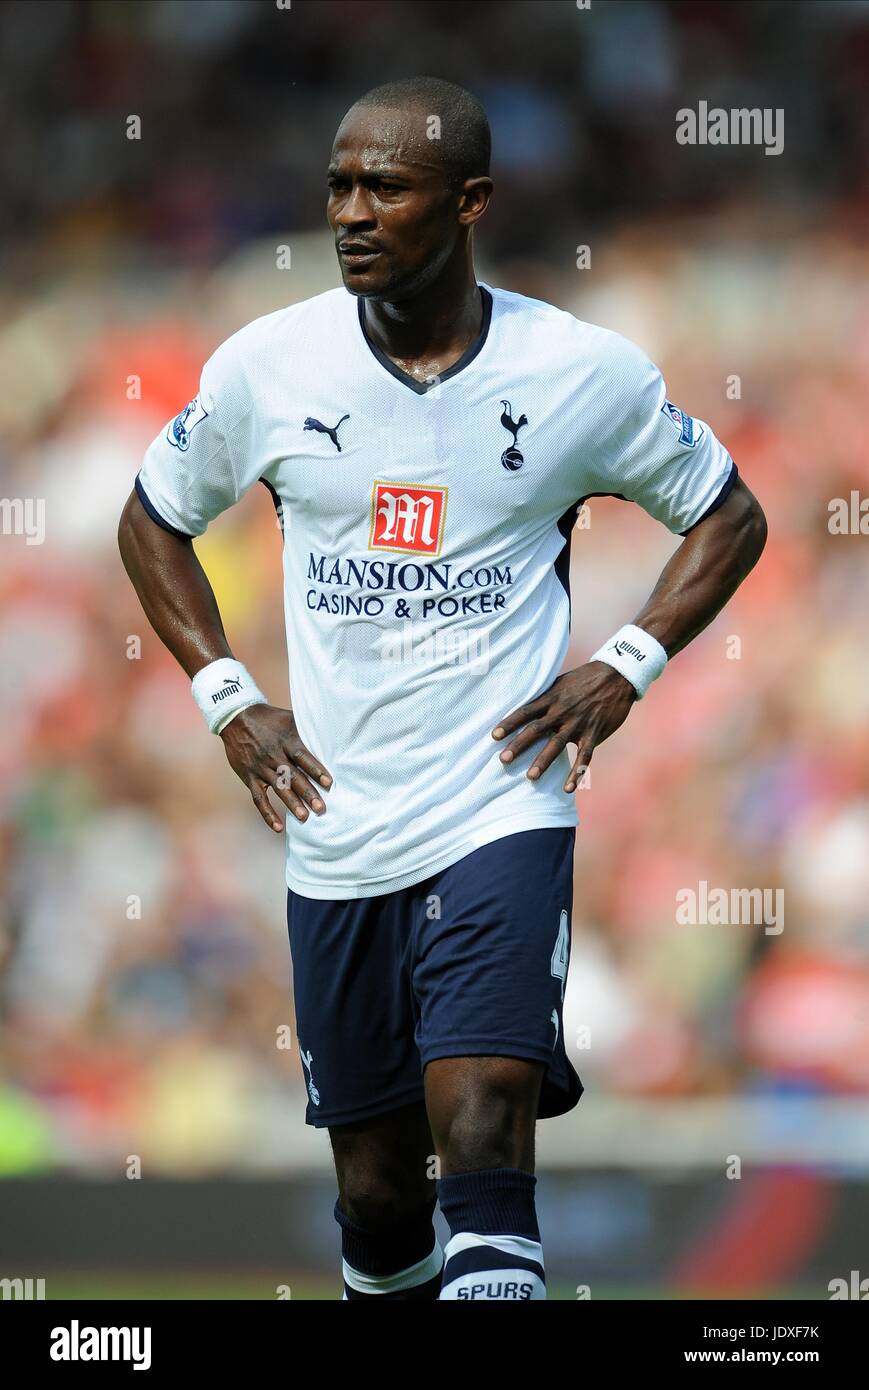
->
xmin=304 ymin=413 xmax=350 ymax=451
xmin=499 ymin=400 xmax=528 ymax=470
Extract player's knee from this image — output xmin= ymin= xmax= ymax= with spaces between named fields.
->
xmin=330 ymin=1102 xmax=436 ymax=1230
xmin=333 ymin=1142 xmax=434 ymax=1230
xmin=338 ymin=1175 xmax=434 ymax=1232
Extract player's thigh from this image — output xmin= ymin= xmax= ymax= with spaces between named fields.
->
xmin=287 ymin=886 xmax=425 ymax=1129
xmin=329 ymin=1100 xmax=437 ymax=1225
xmin=413 ymin=827 xmax=578 ymax=1127
xmin=424 ymin=1054 xmax=544 ymax=1173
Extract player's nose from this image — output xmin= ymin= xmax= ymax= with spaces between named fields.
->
xmin=335 ymin=182 xmax=376 ymax=229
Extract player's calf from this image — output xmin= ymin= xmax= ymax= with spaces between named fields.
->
xmin=334 ymin=1196 xmax=443 ymax=1300
xmin=426 ymin=1057 xmax=547 ymax=1301
xmin=330 ymin=1103 xmax=443 ymax=1301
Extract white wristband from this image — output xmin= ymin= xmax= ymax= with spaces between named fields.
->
xmin=589 ymin=624 xmax=668 ymax=699
xmin=191 ymin=659 xmax=267 ymax=734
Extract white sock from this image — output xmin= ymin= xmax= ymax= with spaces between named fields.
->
xmin=342 ymin=1242 xmax=444 ymax=1300
xmin=439 ymin=1231 xmax=545 ymax=1301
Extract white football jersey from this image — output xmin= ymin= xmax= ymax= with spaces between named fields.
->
xmin=138 ymin=282 xmax=736 ymax=899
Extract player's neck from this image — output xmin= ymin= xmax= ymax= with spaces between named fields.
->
xmin=361 ymin=263 xmax=483 ymax=379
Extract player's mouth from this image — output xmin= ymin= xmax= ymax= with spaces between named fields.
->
xmin=338 ymin=241 xmax=383 ymax=269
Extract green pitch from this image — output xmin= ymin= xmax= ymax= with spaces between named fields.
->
xmin=37 ymin=1271 xmax=822 ymax=1301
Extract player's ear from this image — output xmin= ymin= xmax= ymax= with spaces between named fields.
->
xmin=457 ymin=176 xmax=493 ymax=226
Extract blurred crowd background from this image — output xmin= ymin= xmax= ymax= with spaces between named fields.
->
xmin=1 ymin=0 xmax=868 ymax=1293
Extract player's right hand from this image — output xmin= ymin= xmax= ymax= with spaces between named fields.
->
xmin=219 ymin=704 xmax=332 ymax=832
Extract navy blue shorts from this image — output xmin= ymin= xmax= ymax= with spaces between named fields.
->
xmin=286 ymin=827 xmax=583 ymax=1128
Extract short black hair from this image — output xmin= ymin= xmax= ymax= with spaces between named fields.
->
xmin=350 ymin=76 xmax=491 ymax=192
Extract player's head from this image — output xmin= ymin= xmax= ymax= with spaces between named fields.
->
xmin=328 ymin=76 xmax=493 ymax=300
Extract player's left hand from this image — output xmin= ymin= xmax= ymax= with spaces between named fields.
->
xmin=492 ymin=662 xmax=637 ymax=791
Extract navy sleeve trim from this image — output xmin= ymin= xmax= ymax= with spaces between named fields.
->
xmin=679 ymin=460 xmax=738 ymax=537
xmin=135 ymin=474 xmax=195 ymax=540
xmin=259 ymin=476 xmax=284 ymax=530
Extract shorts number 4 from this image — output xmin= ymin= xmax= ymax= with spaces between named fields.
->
xmin=550 ymin=908 xmax=570 ymax=1002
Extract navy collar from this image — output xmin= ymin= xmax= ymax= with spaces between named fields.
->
xmin=357 ymin=285 xmax=493 ymax=394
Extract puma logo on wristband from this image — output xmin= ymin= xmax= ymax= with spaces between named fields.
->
xmin=191 ymin=659 xmax=267 ymax=733
xmin=609 ymin=640 xmax=645 ymax=662
xmin=592 ymin=625 xmax=668 ymax=699
xmin=212 ymin=675 xmax=244 ymax=703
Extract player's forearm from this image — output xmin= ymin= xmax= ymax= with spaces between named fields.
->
xmin=630 ymin=478 xmax=767 ymax=658
xmin=117 ymin=490 xmax=233 ymax=678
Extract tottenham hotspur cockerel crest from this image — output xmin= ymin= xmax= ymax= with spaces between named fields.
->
xmin=499 ymin=400 xmax=528 ymax=470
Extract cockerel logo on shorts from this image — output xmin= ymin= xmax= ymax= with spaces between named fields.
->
xmin=299 ymin=1045 xmax=320 ymax=1106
